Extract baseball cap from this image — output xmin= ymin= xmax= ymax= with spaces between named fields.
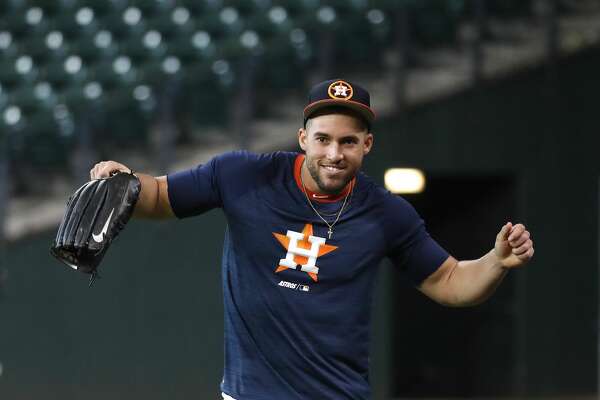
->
xmin=303 ymin=79 xmax=376 ymax=129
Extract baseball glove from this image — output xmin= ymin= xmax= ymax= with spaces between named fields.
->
xmin=50 ymin=172 xmax=141 ymax=285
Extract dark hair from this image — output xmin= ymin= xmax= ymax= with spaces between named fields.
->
xmin=304 ymin=106 xmax=370 ymax=132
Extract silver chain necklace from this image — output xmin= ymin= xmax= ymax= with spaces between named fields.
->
xmin=299 ymin=162 xmax=353 ymax=239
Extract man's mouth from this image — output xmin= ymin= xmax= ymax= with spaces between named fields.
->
xmin=321 ymin=164 xmax=345 ymax=172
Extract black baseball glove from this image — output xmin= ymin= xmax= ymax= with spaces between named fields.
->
xmin=50 ymin=172 xmax=141 ymax=285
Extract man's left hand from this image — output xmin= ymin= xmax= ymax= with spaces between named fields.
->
xmin=495 ymin=222 xmax=534 ymax=269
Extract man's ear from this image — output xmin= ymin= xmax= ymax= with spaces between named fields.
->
xmin=298 ymin=128 xmax=308 ymax=151
xmin=363 ymin=133 xmax=374 ymax=155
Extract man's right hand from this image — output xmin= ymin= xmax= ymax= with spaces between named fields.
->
xmin=90 ymin=161 xmax=133 ymax=180
xmin=88 ymin=161 xmax=174 ymax=219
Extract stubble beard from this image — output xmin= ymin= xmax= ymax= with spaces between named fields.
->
xmin=305 ymin=156 xmax=353 ymax=195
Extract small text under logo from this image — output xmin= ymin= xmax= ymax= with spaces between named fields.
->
xmin=278 ymin=280 xmax=310 ymax=292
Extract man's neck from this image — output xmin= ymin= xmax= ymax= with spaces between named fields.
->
xmin=294 ymin=154 xmax=354 ymax=203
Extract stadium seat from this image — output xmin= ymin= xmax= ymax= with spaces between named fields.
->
xmin=87 ymin=56 xmax=137 ymax=90
xmin=32 ymin=81 xmax=59 ymax=111
xmin=41 ymin=56 xmax=87 ymax=91
xmin=301 ymin=5 xmax=341 ymax=32
xmin=0 ymin=31 xmax=20 ymax=62
xmin=43 ymin=30 xmax=71 ymax=60
xmin=146 ymin=11 xmax=194 ymax=39
xmin=246 ymin=5 xmax=293 ymax=40
xmin=130 ymin=82 xmax=157 ymax=117
xmin=59 ymin=81 xmax=101 ymax=112
xmin=196 ymin=7 xmax=244 ymax=40
xmin=50 ymin=7 xmax=100 ymax=40
xmin=69 ymin=0 xmax=123 ymax=16
xmin=0 ymin=55 xmax=38 ymax=89
xmin=21 ymin=33 xmax=64 ymax=64
xmin=134 ymin=53 xmax=185 ymax=89
xmin=100 ymin=6 xmax=147 ymax=39
xmin=1 ymin=103 xmax=26 ymax=136
xmin=218 ymin=30 xmax=262 ymax=62
xmin=24 ymin=5 xmax=52 ymax=35
xmin=167 ymin=30 xmax=215 ymax=64
xmin=119 ymin=31 xmax=155 ymax=64
xmin=364 ymin=7 xmax=392 ymax=41
xmin=69 ymin=30 xmax=119 ymax=64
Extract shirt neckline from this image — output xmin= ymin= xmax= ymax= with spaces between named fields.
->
xmin=293 ymin=154 xmax=355 ymax=204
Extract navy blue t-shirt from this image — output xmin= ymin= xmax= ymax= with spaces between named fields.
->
xmin=167 ymin=151 xmax=449 ymax=400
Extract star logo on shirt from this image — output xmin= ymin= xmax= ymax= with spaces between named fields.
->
xmin=273 ymin=223 xmax=337 ymax=282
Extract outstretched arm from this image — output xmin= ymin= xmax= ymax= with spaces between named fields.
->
xmin=90 ymin=161 xmax=175 ymax=219
xmin=418 ymin=222 xmax=534 ymax=307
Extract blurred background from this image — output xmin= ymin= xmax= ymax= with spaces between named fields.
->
xmin=1 ymin=0 xmax=599 ymax=399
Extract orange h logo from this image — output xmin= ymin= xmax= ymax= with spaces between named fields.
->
xmin=273 ymin=224 xmax=337 ymax=282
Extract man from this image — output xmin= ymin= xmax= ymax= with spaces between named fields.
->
xmin=90 ymin=79 xmax=534 ymax=399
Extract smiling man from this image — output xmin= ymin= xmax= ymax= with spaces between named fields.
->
xmin=90 ymin=79 xmax=534 ymax=399
xmin=300 ymin=108 xmax=372 ymax=195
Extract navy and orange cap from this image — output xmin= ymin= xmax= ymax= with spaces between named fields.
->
xmin=303 ymin=79 xmax=376 ymax=129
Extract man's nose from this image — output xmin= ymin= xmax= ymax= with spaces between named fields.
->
xmin=326 ymin=143 xmax=343 ymax=162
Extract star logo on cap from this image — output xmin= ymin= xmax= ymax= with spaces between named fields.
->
xmin=328 ymin=80 xmax=354 ymax=100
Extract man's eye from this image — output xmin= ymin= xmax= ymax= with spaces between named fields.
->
xmin=316 ymin=137 xmax=327 ymax=143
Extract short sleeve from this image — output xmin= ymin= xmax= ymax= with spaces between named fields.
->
xmin=167 ymin=150 xmax=274 ymax=218
xmin=167 ymin=156 xmax=223 ymax=218
xmin=384 ymin=194 xmax=449 ymax=286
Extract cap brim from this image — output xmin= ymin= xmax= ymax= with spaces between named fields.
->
xmin=303 ymin=99 xmax=376 ymax=124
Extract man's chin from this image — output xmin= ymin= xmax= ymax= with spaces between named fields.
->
xmin=317 ymin=178 xmax=350 ymax=195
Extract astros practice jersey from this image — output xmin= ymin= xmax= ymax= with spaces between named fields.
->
xmin=167 ymin=151 xmax=449 ymax=400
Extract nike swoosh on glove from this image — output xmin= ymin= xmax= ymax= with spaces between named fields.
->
xmin=50 ymin=172 xmax=140 ymax=286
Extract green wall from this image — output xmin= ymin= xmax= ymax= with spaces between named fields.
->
xmin=1 ymin=213 xmax=227 ymax=399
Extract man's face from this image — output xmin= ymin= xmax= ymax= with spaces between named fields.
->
xmin=298 ymin=113 xmax=373 ymax=194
